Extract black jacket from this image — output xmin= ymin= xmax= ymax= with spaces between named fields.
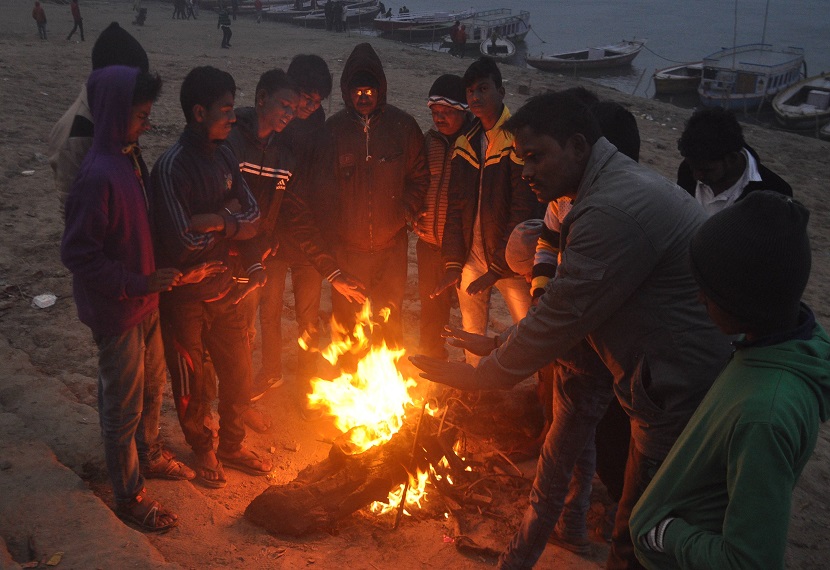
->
xmin=226 ymin=107 xmax=340 ymax=280
xmin=324 ymin=43 xmax=429 ymax=253
xmin=676 ymin=145 xmax=792 ymax=201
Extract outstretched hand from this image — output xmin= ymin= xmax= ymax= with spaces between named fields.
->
xmin=229 ymin=270 xmax=267 ymax=305
xmin=408 ymin=355 xmax=478 ymax=391
xmin=178 ymin=261 xmax=226 ymax=285
xmin=441 ymin=325 xmax=496 ymax=356
xmin=431 ymin=268 xmax=461 ymax=298
xmin=332 ymin=273 xmax=367 ymax=305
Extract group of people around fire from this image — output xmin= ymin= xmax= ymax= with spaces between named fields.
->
xmin=50 ymin=18 xmax=829 ymax=570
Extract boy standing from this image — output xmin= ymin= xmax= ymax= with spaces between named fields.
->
xmin=150 ymin=66 xmax=268 ymax=488
xmin=61 ymin=66 xmax=196 ymax=532
xmin=631 ymin=191 xmax=830 ymax=569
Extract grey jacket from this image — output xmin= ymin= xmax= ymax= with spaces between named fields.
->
xmin=478 ymin=137 xmax=732 ymax=459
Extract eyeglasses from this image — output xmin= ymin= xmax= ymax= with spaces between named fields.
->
xmin=352 ymin=88 xmax=375 ymax=98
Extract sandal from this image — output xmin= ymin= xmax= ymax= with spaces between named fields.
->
xmin=143 ymin=450 xmax=196 ymax=481
xmin=116 ymin=489 xmax=178 ymax=533
xmin=242 ymin=407 xmax=272 ymax=433
xmin=195 ymin=452 xmax=227 ymax=488
xmin=217 ymin=447 xmax=272 ymax=476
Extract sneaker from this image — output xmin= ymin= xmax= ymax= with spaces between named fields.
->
xmin=547 ymin=530 xmax=591 ymax=555
xmin=250 ymin=373 xmax=284 ymax=402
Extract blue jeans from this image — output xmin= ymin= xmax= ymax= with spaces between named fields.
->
xmin=458 ymin=256 xmax=531 ymax=366
xmin=94 ymin=310 xmax=166 ymax=504
xmin=499 ymin=342 xmax=615 ymax=569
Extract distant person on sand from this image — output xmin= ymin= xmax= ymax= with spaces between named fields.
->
xmin=32 ymin=1 xmax=47 ymax=40
xmin=218 ymin=3 xmax=232 ymax=48
xmin=61 ymin=65 xmax=199 ymax=533
xmin=676 ymin=107 xmax=792 ymax=217
xmin=49 ymin=22 xmax=150 ymax=214
xmin=254 ymin=0 xmax=262 ymax=23
xmin=457 ymin=24 xmax=467 ymax=57
xmin=66 ymin=0 xmax=84 ymax=41
xmin=448 ymin=20 xmax=460 ymax=57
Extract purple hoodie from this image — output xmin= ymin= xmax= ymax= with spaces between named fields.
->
xmin=61 ymin=65 xmax=157 ymax=336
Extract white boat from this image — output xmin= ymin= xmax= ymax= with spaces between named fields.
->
xmin=293 ymin=0 xmax=380 ymax=28
xmin=525 ymin=40 xmax=645 ymax=73
xmin=771 ymin=72 xmax=830 ymax=131
xmin=698 ymin=43 xmax=805 ymax=111
xmin=480 ymin=36 xmax=515 ymax=61
xmin=454 ymin=8 xmax=530 ymax=44
xmin=653 ymin=62 xmax=703 ymax=96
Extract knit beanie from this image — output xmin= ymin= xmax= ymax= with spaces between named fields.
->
xmin=690 ymin=191 xmax=811 ymax=326
xmin=427 ymin=74 xmax=468 ymax=111
xmin=506 ymin=219 xmax=544 ymax=277
xmin=91 ymin=22 xmax=149 ymax=72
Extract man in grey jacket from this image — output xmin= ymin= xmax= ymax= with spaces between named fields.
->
xmin=412 ymin=92 xmax=732 ymax=570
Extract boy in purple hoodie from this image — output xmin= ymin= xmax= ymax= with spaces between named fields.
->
xmin=61 ymin=65 xmax=220 ymax=531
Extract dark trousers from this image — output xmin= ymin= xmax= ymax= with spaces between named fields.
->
xmin=595 ymin=396 xmax=631 ymax=502
xmin=220 ymin=25 xmax=232 ymax=47
xmin=606 ymin=441 xmax=663 ymax=570
xmin=66 ymin=19 xmax=84 ymax=41
xmin=159 ymin=292 xmax=251 ymax=455
xmin=332 ymin=231 xmax=408 ymax=348
xmin=416 ymin=238 xmax=451 ymax=359
xmin=241 ymin=256 xmax=323 ymax=382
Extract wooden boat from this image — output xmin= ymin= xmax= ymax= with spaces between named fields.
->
xmin=771 ymin=72 xmax=830 ymax=131
xmin=373 ymin=8 xmax=476 ymax=33
xmin=653 ymin=62 xmax=703 ymax=96
xmin=525 ymin=40 xmax=645 ymax=73
xmin=263 ymin=1 xmax=317 ymax=23
xmin=293 ymin=0 xmax=380 ymax=28
xmin=698 ymin=43 xmax=805 ymax=111
xmin=480 ymin=36 xmax=516 ymax=61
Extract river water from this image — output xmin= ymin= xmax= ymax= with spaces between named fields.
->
xmin=364 ymin=0 xmax=830 ymax=102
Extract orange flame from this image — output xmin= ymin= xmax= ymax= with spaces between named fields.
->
xmin=303 ymin=302 xmax=418 ymax=455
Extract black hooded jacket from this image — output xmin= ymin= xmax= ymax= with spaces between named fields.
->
xmin=324 ymin=43 xmax=429 ymax=253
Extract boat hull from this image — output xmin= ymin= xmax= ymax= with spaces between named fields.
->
xmin=526 ymin=41 xmax=644 ymax=72
xmin=653 ymin=63 xmax=703 ymax=96
xmin=480 ymin=37 xmax=515 ymax=61
xmin=771 ymin=72 xmax=830 ymax=131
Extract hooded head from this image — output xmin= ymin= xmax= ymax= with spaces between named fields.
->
xmin=91 ymin=22 xmax=149 ymax=72
xmin=340 ymin=43 xmax=387 ymax=115
xmin=87 ymin=66 xmax=140 ymax=152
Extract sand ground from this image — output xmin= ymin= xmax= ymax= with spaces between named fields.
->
xmin=1 ymin=1 xmax=829 ymax=569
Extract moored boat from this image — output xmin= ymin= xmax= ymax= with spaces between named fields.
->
xmin=698 ymin=43 xmax=805 ymax=111
xmin=292 ymin=0 xmax=380 ymax=28
xmin=480 ymin=36 xmax=515 ymax=61
xmin=455 ymin=8 xmax=530 ymax=44
xmin=653 ymin=62 xmax=703 ymax=96
xmin=373 ymin=8 xmax=477 ymax=33
xmin=771 ymin=72 xmax=830 ymax=131
xmin=525 ymin=40 xmax=645 ymax=73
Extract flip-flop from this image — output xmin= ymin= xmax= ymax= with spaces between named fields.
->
xmin=195 ymin=460 xmax=227 ymax=488
xmin=217 ymin=448 xmax=271 ymax=476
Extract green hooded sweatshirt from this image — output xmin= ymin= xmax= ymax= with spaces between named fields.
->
xmin=630 ymin=306 xmax=830 ymax=569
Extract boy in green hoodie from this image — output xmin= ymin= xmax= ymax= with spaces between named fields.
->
xmin=631 ymin=190 xmax=830 ymax=569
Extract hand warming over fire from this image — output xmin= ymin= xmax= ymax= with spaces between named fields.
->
xmin=466 ymin=270 xmax=499 ymax=295
xmin=441 ymin=325 xmax=497 ymax=356
xmin=177 ymin=261 xmax=227 ymax=285
xmin=430 ymin=268 xmax=461 ymax=298
xmin=408 ymin=355 xmax=478 ymax=391
xmin=332 ymin=273 xmax=367 ymax=305
xmin=229 ymin=269 xmax=267 ymax=304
